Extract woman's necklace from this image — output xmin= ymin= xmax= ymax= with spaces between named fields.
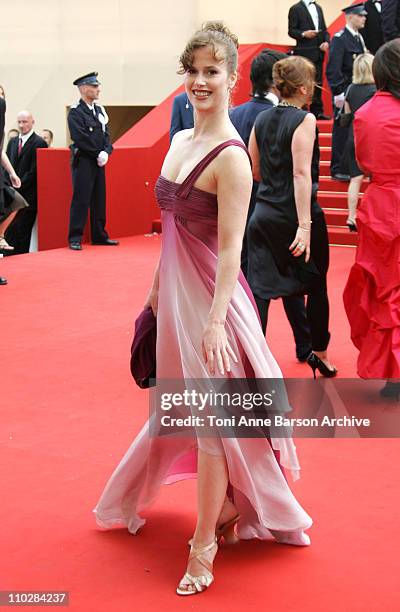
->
xmin=278 ymin=100 xmax=303 ymax=110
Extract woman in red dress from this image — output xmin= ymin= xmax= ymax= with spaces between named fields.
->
xmin=343 ymin=40 xmax=400 ymax=395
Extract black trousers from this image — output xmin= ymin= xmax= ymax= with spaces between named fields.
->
xmin=68 ymin=156 xmax=109 ymax=243
xmin=4 ymin=206 xmax=36 ymax=255
xmin=331 ymin=100 xmax=350 ymax=176
xmin=254 ymin=294 xmax=313 ymax=357
xmin=310 ymin=58 xmax=324 ymax=117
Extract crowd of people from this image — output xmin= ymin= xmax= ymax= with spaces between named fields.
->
xmin=93 ymin=9 xmax=400 ymax=597
xmin=0 ymin=83 xmax=53 ymax=283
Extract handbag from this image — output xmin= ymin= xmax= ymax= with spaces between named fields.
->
xmin=337 ymin=85 xmax=353 ymax=128
xmin=130 ymin=307 xmax=157 ymax=388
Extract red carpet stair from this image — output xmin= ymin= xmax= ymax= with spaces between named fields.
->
xmin=152 ymin=121 xmax=362 ymax=247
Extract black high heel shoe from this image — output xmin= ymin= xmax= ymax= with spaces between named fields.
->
xmin=379 ymin=382 xmax=400 ymax=400
xmin=347 ymin=221 xmax=357 ymax=233
xmin=307 ymin=353 xmax=338 ymax=379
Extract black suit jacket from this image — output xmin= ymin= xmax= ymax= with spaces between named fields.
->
xmin=382 ymin=0 xmax=400 ymax=40
xmin=169 ymin=93 xmax=194 ymax=142
xmin=288 ymin=1 xmax=330 ymax=63
xmin=6 ymin=132 xmax=47 ymax=210
xmin=359 ymin=0 xmax=384 ymax=54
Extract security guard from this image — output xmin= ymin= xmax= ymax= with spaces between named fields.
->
xmin=68 ymin=72 xmax=118 ymax=250
xmin=326 ymin=3 xmax=367 ymax=180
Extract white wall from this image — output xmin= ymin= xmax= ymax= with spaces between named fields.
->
xmin=0 ymin=0 xmax=343 ymax=146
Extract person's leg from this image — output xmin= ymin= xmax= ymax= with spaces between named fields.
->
xmin=282 ymin=295 xmax=312 ymax=360
xmin=5 ymin=207 xmax=36 ymax=254
xmin=331 ymin=109 xmax=350 ymax=178
xmin=178 ymin=449 xmax=228 ymax=593
xmin=0 ymin=211 xmax=18 ymax=250
xmin=90 ymin=166 xmax=109 ymax=243
xmin=254 ymin=294 xmax=270 ymax=335
xmin=347 ymin=175 xmax=363 ymax=226
xmin=68 ymin=157 xmax=95 ymax=244
xmin=310 ymin=59 xmax=323 ymax=117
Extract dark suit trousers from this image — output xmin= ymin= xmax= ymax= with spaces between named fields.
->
xmin=5 ymin=205 xmax=36 ymax=255
xmin=310 ymin=58 xmax=324 ymax=117
xmin=68 ymin=156 xmax=109 ymax=243
xmin=331 ymin=101 xmax=350 ymax=176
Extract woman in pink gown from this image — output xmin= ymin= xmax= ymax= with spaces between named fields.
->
xmin=343 ymin=40 xmax=400 ymax=392
xmin=94 ymin=22 xmax=312 ymax=596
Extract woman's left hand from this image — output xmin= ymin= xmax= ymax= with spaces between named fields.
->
xmin=289 ymin=227 xmax=311 ymax=262
xmin=202 ymin=320 xmax=238 ymax=376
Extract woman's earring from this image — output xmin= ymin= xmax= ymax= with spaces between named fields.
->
xmin=185 ymin=96 xmax=190 ymax=110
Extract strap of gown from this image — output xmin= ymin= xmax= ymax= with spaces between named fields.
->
xmin=176 ymin=139 xmax=251 ymax=199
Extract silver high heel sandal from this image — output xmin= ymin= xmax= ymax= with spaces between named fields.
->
xmin=176 ymin=537 xmax=218 ymax=596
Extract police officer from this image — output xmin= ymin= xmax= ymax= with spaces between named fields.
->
xmin=326 ymin=3 xmax=367 ymax=181
xmin=68 ymin=72 xmax=118 ymax=250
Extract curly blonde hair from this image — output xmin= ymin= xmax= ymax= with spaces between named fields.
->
xmin=178 ymin=21 xmax=239 ymax=74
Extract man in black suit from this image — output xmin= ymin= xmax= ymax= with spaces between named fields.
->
xmin=382 ymin=0 xmax=400 ymax=40
xmin=169 ymin=92 xmax=194 ymax=142
xmin=288 ymin=0 xmax=331 ymax=118
xmin=5 ymin=111 xmax=47 ymax=254
xmin=360 ymin=0 xmax=384 ymax=54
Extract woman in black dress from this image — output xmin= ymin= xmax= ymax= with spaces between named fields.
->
xmin=343 ymin=54 xmax=376 ymax=231
xmin=248 ymin=56 xmax=336 ymax=377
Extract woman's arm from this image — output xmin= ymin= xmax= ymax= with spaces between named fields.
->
xmin=290 ymin=113 xmax=316 ymax=262
xmin=202 ymin=146 xmax=253 ymax=375
xmin=1 ymin=150 xmax=21 ymax=188
xmin=143 ymin=257 xmax=160 ymax=316
xmin=248 ymin=126 xmax=261 ymax=182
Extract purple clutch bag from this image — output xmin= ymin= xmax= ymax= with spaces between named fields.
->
xmin=130 ymin=307 xmax=157 ymax=388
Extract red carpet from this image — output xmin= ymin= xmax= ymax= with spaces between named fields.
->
xmin=2 ymin=237 xmax=399 ymax=611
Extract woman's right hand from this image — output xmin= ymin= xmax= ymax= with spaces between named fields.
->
xmin=289 ymin=227 xmax=311 ymax=262
xmin=144 ymin=287 xmax=158 ymax=317
xmin=10 ymin=173 xmax=21 ymax=189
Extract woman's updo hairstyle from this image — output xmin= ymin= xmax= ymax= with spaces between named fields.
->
xmin=178 ymin=21 xmax=239 ymax=75
xmin=273 ymin=56 xmax=316 ymax=98
xmin=373 ymin=39 xmax=400 ymax=100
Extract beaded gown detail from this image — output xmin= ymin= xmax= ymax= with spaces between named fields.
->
xmin=94 ymin=140 xmax=312 ymax=539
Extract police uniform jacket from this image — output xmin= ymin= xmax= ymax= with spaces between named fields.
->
xmin=326 ymin=27 xmax=366 ymax=96
xmin=68 ymin=99 xmax=113 ymax=160
xmin=288 ymin=1 xmax=330 ymax=63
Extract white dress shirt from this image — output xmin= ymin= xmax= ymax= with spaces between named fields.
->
xmin=373 ymin=1 xmax=382 ymax=14
xmin=302 ymin=0 xmax=319 ymax=30
xmin=19 ymin=128 xmax=34 ymax=148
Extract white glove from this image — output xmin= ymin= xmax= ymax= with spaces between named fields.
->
xmin=97 ymin=151 xmax=109 ymax=167
xmin=334 ymin=93 xmax=345 ymax=109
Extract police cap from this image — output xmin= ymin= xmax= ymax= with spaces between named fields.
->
xmin=73 ymin=72 xmax=101 ymax=87
xmin=341 ymin=3 xmax=368 ymax=16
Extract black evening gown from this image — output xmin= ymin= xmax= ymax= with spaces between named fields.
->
xmin=247 ymin=105 xmax=329 ymax=301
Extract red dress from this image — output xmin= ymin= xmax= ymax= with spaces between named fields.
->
xmin=343 ymin=91 xmax=400 ymax=378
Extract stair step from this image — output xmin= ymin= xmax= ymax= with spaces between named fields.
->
xmin=319 ymin=177 xmax=368 ymax=192
xmin=319 ymin=133 xmax=332 ymax=147
xmin=318 ymin=192 xmax=349 ymax=209
xmin=328 ymin=226 xmax=358 ymax=247
xmin=317 ymin=120 xmax=333 ymax=134
xmin=320 ymin=147 xmax=331 ymax=161
xmin=323 ymin=208 xmax=349 ymax=226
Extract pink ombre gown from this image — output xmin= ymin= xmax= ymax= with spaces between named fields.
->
xmin=94 ymin=140 xmax=312 ymax=539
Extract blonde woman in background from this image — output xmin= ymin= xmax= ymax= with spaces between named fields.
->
xmin=343 ymin=54 xmax=376 ymax=231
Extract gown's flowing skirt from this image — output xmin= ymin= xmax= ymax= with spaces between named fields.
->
xmin=344 ymin=178 xmax=400 ymax=378
xmin=94 ymin=201 xmax=312 ymax=538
